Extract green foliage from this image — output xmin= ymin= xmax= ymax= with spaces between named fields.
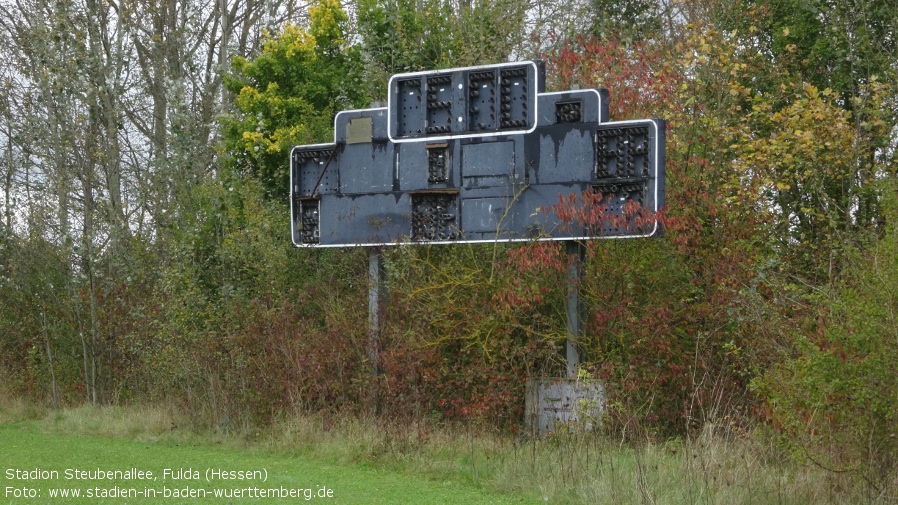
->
xmin=589 ymin=0 xmax=662 ymax=44
xmin=378 ymin=243 xmax=566 ymax=427
xmin=222 ymin=0 xmax=368 ymax=199
xmin=0 ymin=236 xmax=78 ymax=398
xmin=357 ymin=0 xmax=527 ymax=79
xmin=733 ymin=83 xmax=858 ymax=281
xmin=146 ymin=171 xmax=363 ymax=421
xmin=719 ymin=0 xmax=898 ymax=247
xmin=735 ymin=0 xmax=898 ymax=99
xmin=754 ymin=179 xmax=898 ymax=488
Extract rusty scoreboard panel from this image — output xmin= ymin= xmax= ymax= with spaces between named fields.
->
xmin=290 ymin=60 xmax=665 ymax=247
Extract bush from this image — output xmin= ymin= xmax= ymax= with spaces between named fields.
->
xmin=754 ymin=180 xmax=898 ymax=493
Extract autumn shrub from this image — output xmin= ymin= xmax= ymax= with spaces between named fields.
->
xmin=0 ymin=235 xmax=94 ymax=404
xmin=533 ymin=30 xmax=787 ymax=438
xmin=249 ymin=294 xmax=372 ymax=417
xmin=377 ymin=329 xmax=556 ymax=430
xmin=376 ymin=242 xmax=567 ymax=430
xmin=540 ymin=34 xmax=680 ymax=119
xmin=153 ymin=239 xmax=569 ymax=431
xmin=754 ymin=179 xmax=898 ymax=494
xmin=148 ymin=287 xmax=373 ymax=429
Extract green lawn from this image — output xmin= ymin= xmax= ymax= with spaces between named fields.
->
xmin=0 ymin=423 xmax=539 ymax=504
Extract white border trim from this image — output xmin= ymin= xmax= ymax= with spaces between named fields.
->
xmin=334 ymin=107 xmax=388 ymax=137
xmin=539 ymin=89 xmax=607 ymax=125
xmin=387 ymin=61 xmax=541 ymax=143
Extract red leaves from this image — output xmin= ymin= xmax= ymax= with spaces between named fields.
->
xmin=540 ymin=35 xmax=681 ymax=120
xmin=548 ymin=190 xmax=663 ymax=238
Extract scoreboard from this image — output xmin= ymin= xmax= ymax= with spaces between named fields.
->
xmin=290 ymin=61 xmax=665 ymax=247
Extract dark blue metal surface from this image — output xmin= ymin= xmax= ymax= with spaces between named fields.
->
xmin=290 ymin=61 xmax=665 ymax=248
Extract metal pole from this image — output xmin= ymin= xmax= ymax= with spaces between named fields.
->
xmin=565 ymin=241 xmax=585 ymax=378
xmin=368 ymin=247 xmax=386 ymax=376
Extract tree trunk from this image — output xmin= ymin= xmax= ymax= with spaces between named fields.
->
xmin=41 ymin=312 xmax=60 ymax=408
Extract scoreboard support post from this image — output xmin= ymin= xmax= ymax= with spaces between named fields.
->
xmin=565 ymin=241 xmax=586 ymax=378
xmin=368 ymin=247 xmax=386 ymax=378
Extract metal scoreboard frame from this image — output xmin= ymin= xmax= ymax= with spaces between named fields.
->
xmin=388 ymin=61 xmax=545 ymax=142
xmin=290 ymin=60 xmax=666 ymax=248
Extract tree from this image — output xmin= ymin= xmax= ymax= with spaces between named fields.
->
xmin=0 ymin=0 xmax=324 ymax=404
xmin=357 ymin=0 xmax=528 ymax=79
xmin=589 ymin=0 xmax=662 ymax=43
xmin=719 ymin=0 xmax=898 ymax=260
xmin=754 ymin=178 xmax=898 ymax=488
xmin=222 ymin=0 xmax=367 ymax=199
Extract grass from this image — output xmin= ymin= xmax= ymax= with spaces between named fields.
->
xmin=1 ymin=397 xmax=895 ymax=504
xmin=0 ymin=418 xmax=541 ymax=504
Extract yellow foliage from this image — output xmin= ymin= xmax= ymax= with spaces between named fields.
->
xmin=728 ymin=81 xmax=858 ymax=232
xmin=235 ymin=86 xmax=260 ymax=110
xmin=309 ymin=0 xmax=347 ymax=48
xmin=269 ymin=24 xmax=317 ymax=59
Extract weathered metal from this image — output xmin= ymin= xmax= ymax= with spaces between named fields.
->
xmin=290 ymin=61 xmax=665 ymax=248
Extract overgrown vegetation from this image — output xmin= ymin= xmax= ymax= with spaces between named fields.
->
xmin=1 ymin=0 xmax=897 ymax=500
xmin=2 ymin=401 xmax=894 ymax=504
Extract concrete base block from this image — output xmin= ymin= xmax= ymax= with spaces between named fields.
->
xmin=525 ymin=377 xmax=604 ymax=435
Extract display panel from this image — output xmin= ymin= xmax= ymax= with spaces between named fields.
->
xmin=290 ymin=62 xmax=665 ymax=248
